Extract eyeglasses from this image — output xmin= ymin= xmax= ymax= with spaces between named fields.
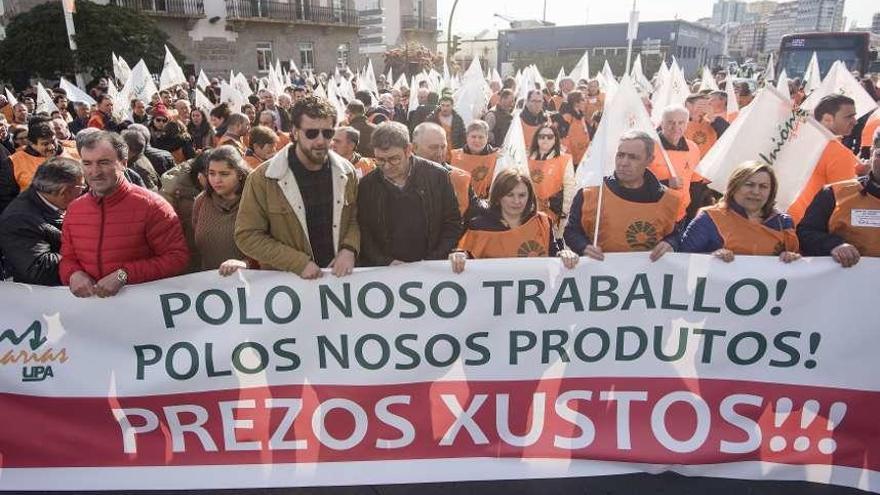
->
xmin=302 ymin=128 xmax=335 ymax=140
xmin=374 ymin=154 xmax=404 ymax=167
xmin=537 ymin=134 xmax=556 ymax=140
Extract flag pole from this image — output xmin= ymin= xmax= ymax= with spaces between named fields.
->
xmin=62 ymin=1 xmax=86 ymax=88
xmin=625 ymin=0 xmax=638 ymax=76
xmin=592 ymin=179 xmax=604 ymax=248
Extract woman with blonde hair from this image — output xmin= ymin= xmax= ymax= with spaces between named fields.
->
xmin=680 ymin=161 xmax=800 ymax=262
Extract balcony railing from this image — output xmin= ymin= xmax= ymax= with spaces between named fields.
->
xmin=111 ymin=0 xmax=205 ymax=17
xmin=400 ymin=14 xmax=437 ymax=31
xmin=225 ymin=1 xmax=358 ymax=26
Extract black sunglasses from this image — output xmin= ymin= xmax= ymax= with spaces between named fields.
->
xmin=303 ymin=128 xmax=334 ymax=140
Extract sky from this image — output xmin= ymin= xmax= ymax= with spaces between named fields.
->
xmin=437 ymin=0 xmax=878 ymax=35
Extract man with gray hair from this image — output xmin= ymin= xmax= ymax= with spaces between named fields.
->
xmin=648 ymin=104 xmax=704 ymax=222
xmin=330 ymin=126 xmax=375 ymax=179
xmin=564 ymin=130 xmax=681 ymax=262
xmin=60 ymin=131 xmax=189 ymax=297
xmin=0 ymin=157 xmax=84 ymax=285
xmin=412 ymin=121 xmax=479 ymax=219
xmin=121 ymin=129 xmax=159 ymax=191
xmin=127 ymin=123 xmax=176 ymax=177
xmin=357 ymin=121 xmax=462 ymax=266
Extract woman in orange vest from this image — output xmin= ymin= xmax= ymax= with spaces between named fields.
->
xmin=680 ymin=161 xmax=800 ymax=262
xmin=449 ymin=168 xmax=579 ymax=272
xmin=449 ymin=120 xmax=498 ymax=199
xmin=553 ymin=90 xmax=591 ymax=166
xmin=527 ymin=123 xmax=575 ymax=229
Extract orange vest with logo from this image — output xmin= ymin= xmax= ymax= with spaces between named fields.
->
xmin=579 ymin=183 xmax=679 ymax=252
xmin=649 ymin=139 xmax=702 ymax=220
xmin=788 ymin=139 xmax=858 ymax=224
xmin=528 ymin=154 xmax=568 ymax=224
xmin=562 ymin=113 xmax=591 ymax=166
xmin=353 ymin=156 xmax=376 ymax=179
xmin=11 ymin=151 xmax=48 ymax=190
xmin=522 ymin=121 xmax=539 ymax=149
xmin=685 ymin=119 xmax=717 ymax=158
xmin=828 ymin=180 xmax=880 ymax=257
xmin=450 ymin=149 xmax=497 ymax=199
xmin=703 ymin=205 xmax=798 ymax=255
xmin=458 ymin=213 xmax=551 ymax=259
xmin=449 ymin=166 xmax=472 ymax=216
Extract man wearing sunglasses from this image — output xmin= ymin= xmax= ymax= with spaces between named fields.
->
xmin=236 ymin=96 xmax=359 ymax=280
xmin=0 ymin=157 xmax=85 ymax=285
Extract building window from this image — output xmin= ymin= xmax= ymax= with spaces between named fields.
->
xmin=257 ymin=42 xmax=273 ymax=73
xmin=337 ymin=43 xmax=350 ymax=68
xmin=299 ymin=42 xmax=315 ymax=72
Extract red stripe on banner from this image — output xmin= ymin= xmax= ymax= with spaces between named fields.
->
xmin=1 ymin=378 xmax=878 ymax=471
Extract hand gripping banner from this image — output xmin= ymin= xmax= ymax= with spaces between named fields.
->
xmin=1 ymin=254 xmax=879 ymax=491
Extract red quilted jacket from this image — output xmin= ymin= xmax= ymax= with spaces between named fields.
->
xmin=60 ymin=179 xmax=190 ymax=284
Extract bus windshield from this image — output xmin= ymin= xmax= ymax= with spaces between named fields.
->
xmin=778 ymin=33 xmax=869 ymax=80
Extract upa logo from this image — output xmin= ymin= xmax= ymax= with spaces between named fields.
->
xmin=0 ymin=320 xmax=69 ymax=382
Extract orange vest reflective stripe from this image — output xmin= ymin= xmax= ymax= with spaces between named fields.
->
xmin=861 ymin=112 xmax=880 ymax=150
xmin=528 ymin=154 xmax=568 ymax=224
xmin=579 ymin=183 xmax=679 ymax=252
xmin=449 ymin=166 xmax=472 ymax=216
xmin=458 ymin=213 xmax=551 ymax=259
xmin=788 ymin=139 xmax=858 ymax=224
xmin=703 ymin=205 xmax=798 ymax=255
xmin=353 ymin=157 xmax=376 ymax=179
xmin=11 ymin=151 xmax=47 ymax=190
xmin=649 ymin=140 xmax=701 ymax=221
xmin=828 ymin=180 xmax=880 ymax=257
xmin=450 ymin=149 xmax=497 ymax=199
xmin=685 ymin=119 xmax=717 ymax=158
xmin=522 ymin=121 xmax=539 ymax=149
xmin=562 ymin=113 xmax=591 ymax=166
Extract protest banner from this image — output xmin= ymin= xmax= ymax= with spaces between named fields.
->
xmin=1 ymin=254 xmax=879 ymax=492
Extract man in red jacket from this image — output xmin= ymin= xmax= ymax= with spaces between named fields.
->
xmin=60 ymin=131 xmax=189 ymax=298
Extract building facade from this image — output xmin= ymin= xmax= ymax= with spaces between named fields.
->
xmin=765 ymin=0 xmax=845 ymax=53
xmin=497 ymin=20 xmax=724 ymax=79
xmin=355 ymin=0 xmax=437 ymax=71
xmin=727 ymin=20 xmax=767 ymax=60
xmin=873 ymin=12 xmax=880 ymax=34
xmin=711 ymin=0 xmax=747 ymax=27
xmin=0 ymin=0 xmax=360 ymax=77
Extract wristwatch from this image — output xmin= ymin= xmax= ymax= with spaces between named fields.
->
xmin=116 ymin=268 xmax=128 ymax=286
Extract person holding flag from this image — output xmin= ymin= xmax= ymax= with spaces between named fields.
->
xmin=449 ymin=120 xmax=498 ymax=199
xmin=648 ymin=104 xmax=704 ymax=221
xmin=527 ymin=123 xmax=576 ymax=228
xmin=787 ymin=94 xmax=860 ymax=224
xmin=797 ymin=128 xmax=880 ymax=267
xmin=564 ymin=130 xmax=680 ymax=261
xmin=553 ymin=91 xmax=591 ymax=166
xmin=449 ymin=168 xmax=579 ymax=273
xmin=680 ymin=161 xmax=800 ymax=262
xmin=684 ymin=94 xmax=728 ymax=158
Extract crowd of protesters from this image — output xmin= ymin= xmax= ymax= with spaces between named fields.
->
xmin=0 ymin=64 xmax=878 ymax=295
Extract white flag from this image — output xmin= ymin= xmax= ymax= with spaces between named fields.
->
xmin=393 ymin=73 xmax=408 ymax=90
xmin=4 ymin=87 xmax=18 ymax=106
xmin=804 ymin=52 xmax=821 ymax=94
xmin=233 ymin=72 xmax=254 ymax=98
xmin=698 ymin=66 xmax=719 ymax=92
xmin=35 ymin=83 xmax=59 ymax=115
xmin=113 ymin=53 xmax=131 ymax=85
xmin=764 ymin=52 xmax=776 ymax=83
xmin=386 ymin=66 xmax=393 ymax=86
xmin=650 ymin=58 xmax=689 ymax=124
xmin=408 ymin=75 xmax=421 ymax=113
xmin=555 ymin=67 xmax=566 ymax=89
xmin=491 ymin=68 xmax=502 ymax=84
xmin=454 ymin=57 xmax=491 ymax=126
xmin=601 ymin=61 xmax=619 ymax=105
xmin=725 ymin=76 xmax=740 ymax=115
xmin=570 ymin=51 xmax=591 ymax=83
xmin=290 ymin=60 xmax=300 ymax=76
xmin=106 ymin=79 xmax=130 ymax=122
xmin=326 ymin=79 xmax=346 ymax=125
xmin=492 ymin=110 xmax=528 ymax=182
xmin=194 ymin=88 xmax=214 ymax=114
xmin=197 ymin=69 xmax=210 ymax=90
xmin=159 ymin=45 xmax=187 ymax=91
xmin=776 ymin=69 xmax=791 ymax=102
xmin=60 ymin=77 xmax=96 ymax=106
xmin=630 ymin=54 xmax=653 ymax=94
xmin=122 ymin=59 xmax=159 ymax=107
xmin=576 ymin=75 xmax=665 ymax=187
xmin=220 ymin=81 xmax=246 ymax=111
xmin=696 ymin=86 xmax=835 ymax=211
xmin=800 ymin=60 xmax=878 ymax=120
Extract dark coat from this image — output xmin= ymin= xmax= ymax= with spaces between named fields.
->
xmin=426 ymin=110 xmax=467 ymax=150
xmin=357 ymin=155 xmax=462 ymax=266
xmin=0 ymin=187 xmax=64 ymax=285
xmin=349 ymin=115 xmax=376 ymax=158
xmin=0 ymin=144 xmax=18 ymax=214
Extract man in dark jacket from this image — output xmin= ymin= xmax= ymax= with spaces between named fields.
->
xmin=128 ymin=123 xmax=176 ymax=177
xmin=407 ymin=89 xmax=438 ymax=134
xmin=346 ymin=99 xmax=376 ymax=158
xmin=358 ymin=121 xmax=462 ymax=266
xmin=0 ymin=157 xmax=84 ymax=285
xmin=425 ymin=94 xmax=466 ymax=151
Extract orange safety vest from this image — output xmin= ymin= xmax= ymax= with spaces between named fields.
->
xmin=243 ymin=154 xmax=263 ymax=169
xmin=275 ymin=132 xmax=291 ymax=151
xmin=579 ymin=183 xmax=679 ymax=253
xmin=59 ymin=140 xmax=80 ymax=160
xmin=788 ymin=139 xmax=858 ymax=224
xmin=649 ymin=139 xmax=702 ymax=221
xmin=528 ymin=154 xmax=568 ymax=224
xmin=458 ymin=213 xmax=551 ymax=259
xmin=449 ymin=166 xmax=472 ymax=216
xmin=828 ymin=180 xmax=880 ymax=257
xmin=522 ymin=120 xmax=540 ymax=150
xmin=561 ymin=113 xmax=591 ymax=166
xmin=353 ymin=156 xmax=376 ymax=179
xmin=583 ymin=94 xmax=604 ymax=121
xmin=861 ymin=111 xmax=880 ymax=150
xmin=217 ymin=135 xmax=247 ymax=156
xmin=11 ymin=151 xmax=48 ymax=190
xmin=450 ymin=149 xmax=497 ymax=199
xmin=703 ymin=205 xmax=798 ymax=255
xmin=685 ymin=119 xmax=717 ymax=158
xmin=551 ymin=95 xmax=564 ymax=112
xmin=439 ymin=120 xmax=455 ymax=162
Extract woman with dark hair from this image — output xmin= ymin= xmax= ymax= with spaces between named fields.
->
xmin=553 ymin=90 xmax=591 ymax=165
xmin=449 ymin=168 xmax=578 ymax=273
xmin=680 ymin=161 xmax=800 ymax=262
xmin=192 ymin=145 xmax=255 ymax=275
xmin=527 ymin=123 xmax=576 ymax=229
xmin=149 ymin=104 xmax=195 ymax=163
xmin=187 ymin=108 xmax=215 ymax=153
xmin=209 ymin=103 xmax=231 ymax=146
